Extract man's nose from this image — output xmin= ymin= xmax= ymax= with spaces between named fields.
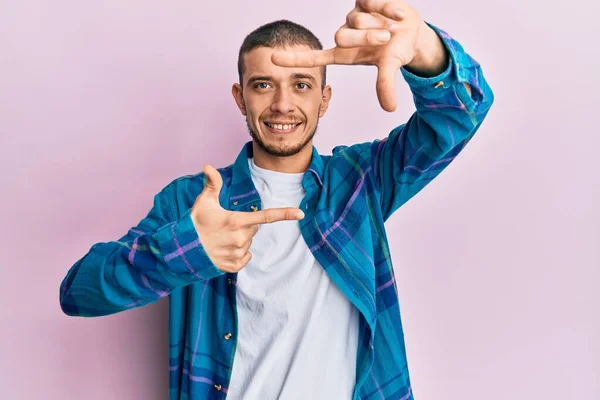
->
xmin=270 ymin=88 xmax=295 ymax=114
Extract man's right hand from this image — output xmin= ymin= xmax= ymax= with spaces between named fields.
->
xmin=190 ymin=164 xmax=305 ymax=273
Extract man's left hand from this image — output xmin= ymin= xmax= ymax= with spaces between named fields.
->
xmin=271 ymin=0 xmax=448 ymax=112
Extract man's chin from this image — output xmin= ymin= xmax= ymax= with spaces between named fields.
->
xmin=252 ymin=134 xmax=301 ymax=157
xmin=247 ymin=121 xmax=317 ymax=158
xmin=256 ymin=140 xmax=304 ymax=157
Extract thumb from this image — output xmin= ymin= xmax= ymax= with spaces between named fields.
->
xmin=201 ymin=164 xmax=223 ymax=201
xmin=376 ymin=60 xmax=399 ymax=112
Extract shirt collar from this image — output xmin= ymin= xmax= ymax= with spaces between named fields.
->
xmin=228 ymin=140 xmax=325 ymax=209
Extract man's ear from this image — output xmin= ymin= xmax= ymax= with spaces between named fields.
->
xmin=319 ymin=85 xmax=332 ymax=117
xmin=232 ymin=83 xmax=246 ymax=116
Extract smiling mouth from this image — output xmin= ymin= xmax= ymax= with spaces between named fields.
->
xmin=263 ymin=121 xmax=303 ymax=134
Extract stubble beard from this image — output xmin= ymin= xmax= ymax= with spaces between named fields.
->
xmin=247 ymin=118 xmax=319 ymax=158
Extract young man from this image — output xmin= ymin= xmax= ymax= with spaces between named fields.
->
xmin=60 ymin=0 xmax=494 ymax=398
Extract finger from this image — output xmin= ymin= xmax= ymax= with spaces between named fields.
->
xmin=335 ymin=27 xmax=391 ymax=48
xmin=346 ymin=10 xmax=398 ymax=30
xmin=226 ymin=250 xmax=252 ymax=272
xmin=238 ymin=207 xmax=305 ymax=226
xmin=232 ymin=225 xmax=259 ymax=253
xmin=202 ymin=164 xmax=223 ymax=199
xmin=244 ymin=224 xmax=259 ymax=237
xmin=241 ymin=238 xmax=253 ymax=255
xmin=228 ymin=238 xmax=252 ymax=258
xmin=238 ymin=251 xmax=252 ymax=268
xmin=229 ymin=230 xmax=252 ymax=249
xmin=376 ymin=61 xmax=399 ymax=112
xmin=356 ymin=0 xmax=405 ymax=21
xmin=271 ymin=48 xmax=337 ymax=68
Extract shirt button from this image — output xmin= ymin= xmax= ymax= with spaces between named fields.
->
xmin=250 ymin=204 xmax=258 ymax=212
xmin=233 ymin=200 xmax=239 ymax=205
xmin=214 ymin=384 xmax=222 ymax=391
xmin=434 ymin=81 xmax=444 ymax=88
xmin=224 ymin=332 xmax=232 ymax=340
xmin=227 ymin=278 xmax=232 ymax=286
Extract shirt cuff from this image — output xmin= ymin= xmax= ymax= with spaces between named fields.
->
xmin=400 ymin=22 xmax=483 ymax=113
xmin=155 ymin=209 xmax=224 ymax=281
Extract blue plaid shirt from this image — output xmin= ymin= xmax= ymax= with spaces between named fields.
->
xmin=60 ymin=23 xmax=494 ymax=399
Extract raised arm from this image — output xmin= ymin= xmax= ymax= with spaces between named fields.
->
xmin=271 ymin=0 xmax=494 ymax=220
xmin=372 ymin=24 xmax=493 ymax=220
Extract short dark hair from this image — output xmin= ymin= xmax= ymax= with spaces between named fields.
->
xmin=237 ymin=20 xmax=327 ymax=89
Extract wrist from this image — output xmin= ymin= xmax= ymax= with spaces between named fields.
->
xmin=405 ymin=22 xmax=449 ymax=77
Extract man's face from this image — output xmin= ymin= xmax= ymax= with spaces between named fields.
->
xmin=232 ymin=45 xmax=332 ymax=158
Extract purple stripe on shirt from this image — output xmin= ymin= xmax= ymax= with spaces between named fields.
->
xmin=182 ymin=369 xmax=212 ymax=384
xmin=405 ymin=142 xmax=420 ymax=163
xmin=373 ymin=137 xmax=386 ymax=181
xmin=370 ymin=369 xmax=385 ymax=400
xmin=140 ymin=273 xmax=168 ymax=297
xmin=446 ymin=119 xmax=456 ymax=148
xmin=310 ymin=168 xmax=371 ymax=252
xmin=400 ymin=386 xmax=412 ymax=400
xmin=181 ymin=369 xmax=228 ymax=393
xmin=166 ymin=224 xmax=202 ymax=279
xmin=337 ymin=224 xmax=375 ymax=267
xmin=164 ymin=238 xmax=201 ymax=262
xmin=123 ymin=299 xmax=143 ymax=308
xmin=190 ymin=281 xmax=208 ymax=367
xmin=230 ymin=189 xmax=257 ymax=200
xmin=128 ymin=236 xmax=139 ymax=265
xmin=404 ymin=156 xmax=455 ymax=173
xmin=423 ymin=102 xmax=466 ymax=110
xmin=376 ymin=276 xmax=395 ymax=292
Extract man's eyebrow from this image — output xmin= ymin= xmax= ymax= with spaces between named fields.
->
xmin=292 ymin=73 xmax=317 ymax=83
xmin=246 ymin=74 xmax=317 ymax=85
xmin=247 ymin=76 xmax=271 ymax=85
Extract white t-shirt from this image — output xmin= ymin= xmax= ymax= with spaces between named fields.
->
xmin=226 ymin=158 xmax=359 ymax=399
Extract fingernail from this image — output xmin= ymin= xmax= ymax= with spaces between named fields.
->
xmin=376 ymin=31 xmax=391 ymax=42
xmin=297 ymin=210 xmax=305 ymax=219
xmin=393 ymin=8 xmax=404 ymax=19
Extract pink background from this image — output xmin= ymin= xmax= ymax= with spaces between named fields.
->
xmin=1 ymin=0 xmax=598 ymax=399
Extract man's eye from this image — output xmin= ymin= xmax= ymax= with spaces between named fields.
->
xmin=255 ymin=82 xmax=269 ymax=89
xmin=296 ymin=83 xmax=310 ymax=90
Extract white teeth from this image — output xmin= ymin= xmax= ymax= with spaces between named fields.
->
xmin=267 ymin=122 xmax=297 ymax=130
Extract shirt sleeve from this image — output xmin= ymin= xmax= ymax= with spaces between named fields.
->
xmin=370 ymin=22 xmax=495 ymax=221
xmin=59 ymin=178 xmax=224 ymax=317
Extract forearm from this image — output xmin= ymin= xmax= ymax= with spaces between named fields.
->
xmin=59 ymin=191 xmax=223 ymax=317
xmin=372 ymin=23 xmax=494 ymax=220
xmin=400 ymin=23 xmax=493 ymax=153
xmin=404 ymin=20 xmax=449 ymax=78
xmin=406 ymin=22 xmax=473 ymax=96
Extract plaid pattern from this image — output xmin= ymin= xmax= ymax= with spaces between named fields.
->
xmin=60 ymin=23 xmax=494 ymax=399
